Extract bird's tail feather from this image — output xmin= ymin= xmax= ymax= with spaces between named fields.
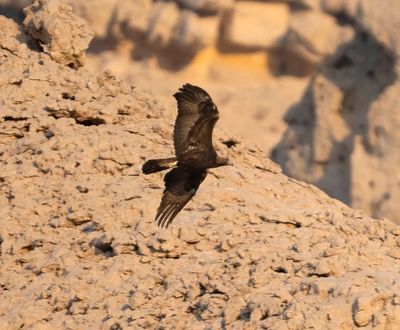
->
xmin=142 ymin=157 xmax=177 ymax=174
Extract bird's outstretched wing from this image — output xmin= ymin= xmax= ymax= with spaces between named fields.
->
xmin=156 ymin=167 xmax=207 ymax=228
xmin=173 ymin=83 xmax=219 ymax=160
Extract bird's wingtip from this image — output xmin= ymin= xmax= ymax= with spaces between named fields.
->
xmin=174 ymin=83 xmax=211 ymax=102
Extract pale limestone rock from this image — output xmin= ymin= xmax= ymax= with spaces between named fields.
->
xmin=67 ymin=0 xmax=152 ymax=41
xmin=172 ymin=11 xmax=220 ymax=50
xmin=0 ymin=16 xmax=30 ymax=60
xmin=221 ymin=2 xmax=290 ymax=49
xmin=2 ymin=10 xmax=400 ymax=330
xmin=357 ymin=0 xmax=400 ymax=56
xmin=321 ymin=0 xmax=400 ymax=56
xmin=351 ymin=83 xmax=400 ymax=221
xmin=23 ymin=0 xmax=94 ymax=68
xmin=320 ymin=0 xmax=358 ymax=15
xmin=310 ymin=74 xmax=348 ymax=163
xmin=146 ymin=1 xmax=181 ymax=47
xmin=352 ymin=292 xmax=393 ymax=327
xmin=273 ymin=21 xmax=398 ymax=222
xmin=285 ymin=10 xmax=354 ymax=63
xmin=67 ymin=0 xmax=117 ymax=39
xmin=113 ymin=0 xmax=153 ymax=39
xmin=176 ymin=0 xmax=233 ymax=15
xmin=223 ymin=296 xmax=246 ymax=325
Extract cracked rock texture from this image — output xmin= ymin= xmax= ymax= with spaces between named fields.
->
xmin=2 ymin=14 xmax=400 ymax=329
xmin=23 ymin=0 xmax=94 ymax=68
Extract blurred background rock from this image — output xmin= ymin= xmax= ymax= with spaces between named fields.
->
xmin=1 ymin=0 xmax=399 ymax=223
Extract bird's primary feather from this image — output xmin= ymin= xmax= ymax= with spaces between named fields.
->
xmin=156 ymin=167 xmax=206 ymax=228
xmin=142 ymin=157 xmax=177 ymax=174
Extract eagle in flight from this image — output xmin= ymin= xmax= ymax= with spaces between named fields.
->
xmin=142 ymin=83 xmax=231 ymax=228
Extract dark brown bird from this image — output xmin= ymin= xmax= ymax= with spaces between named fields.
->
xmin=142 ymin=83 xmax=231 ymax=228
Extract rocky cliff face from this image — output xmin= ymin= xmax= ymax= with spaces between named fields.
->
xmin=273 ymin=0 xmax=400 ymax=223
xmin=68 ymin=0 xmax=354 ymax=73
xmin=64 ymin=0 xmax=400 ymax=223
xmin=0 ymin=0 xmax=357 ymax=153
xmin=1 ymin=7 xmax=400 ymax=329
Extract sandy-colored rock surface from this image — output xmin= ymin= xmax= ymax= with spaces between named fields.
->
xmin=176 ymin=0 xmax=233 ymax=15
xmin=2 ymin=13 xmax=400 ymax=329
xmin=273 ymin=1 xmax=400 ymax=223
xmin=284 ymin=10 xmax=354 ymax=63
xmin=68 ymin=0 xmax=121 ymax=40
xmin=23 ymin=0 xmax=94 ymax=68
xmin=357 ymin=0 xmax=400 ymax=57
xmin=221 ymin=2 xmax=289 ymax=50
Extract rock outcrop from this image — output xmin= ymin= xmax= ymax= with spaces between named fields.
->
xmin=220 ymin=2 xmax=289 ymax=50
xmin=272 ymin=0 xmax=400 ymax=223
xmin=1 ymin=14 xmax=400 ymax=329
xmin=2 ymin=0 xmax=399 ymax=223
xmin=63 ymin=0 xmax=355 ymax=73
xmin=284 ymin=10 xmax=353 ymax=64
xmin=23 ymin=0 xmax=94 ymax=68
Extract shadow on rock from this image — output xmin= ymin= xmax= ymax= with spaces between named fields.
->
xmin=271 ymin=30 xmax=397 ymax=214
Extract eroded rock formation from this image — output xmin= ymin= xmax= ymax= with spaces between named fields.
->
xmin=1 ymin=13 xmax=400 ymax=329
xmin=273 ymin=0 xmax=400 ymax=223
xmin=23 ymin=0 xmax=94 ymax=68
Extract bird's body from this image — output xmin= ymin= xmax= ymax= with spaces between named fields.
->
xmin=142 ymin=83 xmax=230 ymax=228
